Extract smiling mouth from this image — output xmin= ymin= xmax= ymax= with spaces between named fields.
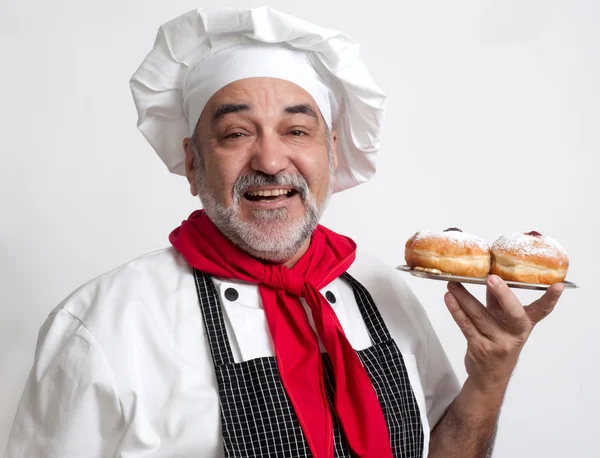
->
xmin=244 ymin=188 xmax=299 ymax=202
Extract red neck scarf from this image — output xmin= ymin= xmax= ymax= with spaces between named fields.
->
xmin=170 ymin=210 xmax=392 ymax=458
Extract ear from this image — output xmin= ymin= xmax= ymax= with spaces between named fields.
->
xmin=183 ymin=137 xmax=199 ymax=196
xmin=330 ymin=130 xmax=339 ymax=189
xmin=331 ymin=130 xmax=339 ymax=171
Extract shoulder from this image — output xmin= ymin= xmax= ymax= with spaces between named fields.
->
xmin=51 ymin=247 xmax=195 ymax=335
xmin=348 ymin=250 xmax=406 ymax=287
xmin=42 ymin=246 xmax=207 ymax=388
xmin=348 ymin=250 xmax=423 ymax=317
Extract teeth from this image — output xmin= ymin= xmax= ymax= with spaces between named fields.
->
xmin=247 ymin=189 xmax=292 ymax=197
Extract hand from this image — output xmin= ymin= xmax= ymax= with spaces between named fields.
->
xmin=444 ymin=275 xmax=564 ymax=392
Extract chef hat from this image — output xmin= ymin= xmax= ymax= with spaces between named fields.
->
xmin=129 ymin=6 xmax=387 ymax=192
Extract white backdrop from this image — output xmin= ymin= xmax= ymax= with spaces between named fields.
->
xmin=1 ymin=0 xmax=598 ymax=456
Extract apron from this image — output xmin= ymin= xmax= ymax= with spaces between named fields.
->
xmin=193 ymin=270 xmax=424 ymax=457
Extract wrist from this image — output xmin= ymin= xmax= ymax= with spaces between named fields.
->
xmin=456 ymin=376 xmax=509 ymax=420
xmin=465 ymin=373 xmax=511 ymax=396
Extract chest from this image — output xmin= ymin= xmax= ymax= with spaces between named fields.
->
xmin=113 ymin=273 xmax=428 ymax=458
xmin=197 ymin=271 xmax=424 ymax=458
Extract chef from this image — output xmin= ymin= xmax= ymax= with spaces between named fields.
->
xmin=5 ymin=6 xmax=563 ymax=458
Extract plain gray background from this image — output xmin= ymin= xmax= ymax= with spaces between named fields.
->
xmin=1 ymin=0 xmax=598 ymax=456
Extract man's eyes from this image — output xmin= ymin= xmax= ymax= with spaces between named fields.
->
xmin=221 ymin=129 xmax=310 ymax=139
xmin=225 ymin=132 xmax=247 ymax=139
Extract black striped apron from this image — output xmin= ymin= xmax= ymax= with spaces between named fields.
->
xmin=193 ymin=270 xmax=424 ymax=457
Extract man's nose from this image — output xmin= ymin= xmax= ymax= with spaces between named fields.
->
xmin=249 ymin=132 xmax=291 ymax=176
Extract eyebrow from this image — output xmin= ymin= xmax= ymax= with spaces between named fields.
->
xmin=211 ymin=102 xmax=319 ymax=126
xmin=284 ymin=104 xmax=319 ymax=121
xmin=212 ymin=104 xmax=250 ymax=126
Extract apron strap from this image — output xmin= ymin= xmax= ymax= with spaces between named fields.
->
xmin=342 ymin=272 xmax=393 ymax=345
xmin=193 ymin=269 xmax=235 ymax=367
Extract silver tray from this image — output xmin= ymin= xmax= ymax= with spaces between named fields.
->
xmin=396 ymin=265 xmax=579 ymax=291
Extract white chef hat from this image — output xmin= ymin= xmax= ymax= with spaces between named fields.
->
xmin=129 ymin=6 xmax=387 ymax=192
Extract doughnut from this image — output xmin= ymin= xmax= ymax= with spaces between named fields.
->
xmin=490 ymin=231 xmax=569 ymax=284
xmin=405 ymin=228 xmax=491 ymax=278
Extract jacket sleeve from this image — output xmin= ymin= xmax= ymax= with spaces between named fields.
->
xmin=4 ymin=309 xmax=125 ymax=458
xmin=420 ymin=315 xmax=461 ymax=429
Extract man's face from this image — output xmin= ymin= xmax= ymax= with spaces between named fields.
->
xmin=183 ymin=77 xmax=338 ymax=263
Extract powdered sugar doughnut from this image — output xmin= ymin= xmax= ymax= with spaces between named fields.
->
xmin=405 ymin=228 xmax=491 ymax=278
xmin=490 ymin=231 xmax=569 ymax=284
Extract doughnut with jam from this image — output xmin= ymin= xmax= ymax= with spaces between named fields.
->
xmin=405 ymin=228 xmax=491 ymax=278
xmin=490 ymin=231 xmax=569 ymax=284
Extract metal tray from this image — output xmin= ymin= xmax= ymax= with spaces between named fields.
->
xmin=396 ymin=265 xmax=579 ymax=291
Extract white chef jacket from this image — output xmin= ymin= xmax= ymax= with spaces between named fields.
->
xmin=4 ymin=247 xmax=460 ymax=458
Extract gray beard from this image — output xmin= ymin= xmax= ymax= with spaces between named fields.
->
xmin=195 ymin=161 xmax=334 ymax=263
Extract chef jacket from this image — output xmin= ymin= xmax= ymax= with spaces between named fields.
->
xmin=4 ymin=248 xmax=460 ymax=458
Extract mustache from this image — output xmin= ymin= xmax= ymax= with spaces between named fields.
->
xmin=232 ymin=172 xmax=310 ymax=204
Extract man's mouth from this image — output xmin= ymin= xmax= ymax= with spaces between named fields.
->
xmin=244 ymin=188 xmax=299 ymax=202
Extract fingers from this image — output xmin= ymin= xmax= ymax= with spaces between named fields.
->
xmin=444 ymin=291 xmax=482 ymax=340
xmin=446 ymin=277 xmax=564 ymax=344
xmin=485 ymin=286 xmax=506 ymax=322
xmin=486 ymin=275 xmax=530 ymax=333
xmin=525 ymin=283 xmax=564 ymax=324
xmin=446 ymin=282 xmax=499 ymax=339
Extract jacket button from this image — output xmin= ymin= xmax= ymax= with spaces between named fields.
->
xmin=325 ymin=291 xmax=336 ymax=304
xmin=224 ymin=287 xmax=239 ymax=302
